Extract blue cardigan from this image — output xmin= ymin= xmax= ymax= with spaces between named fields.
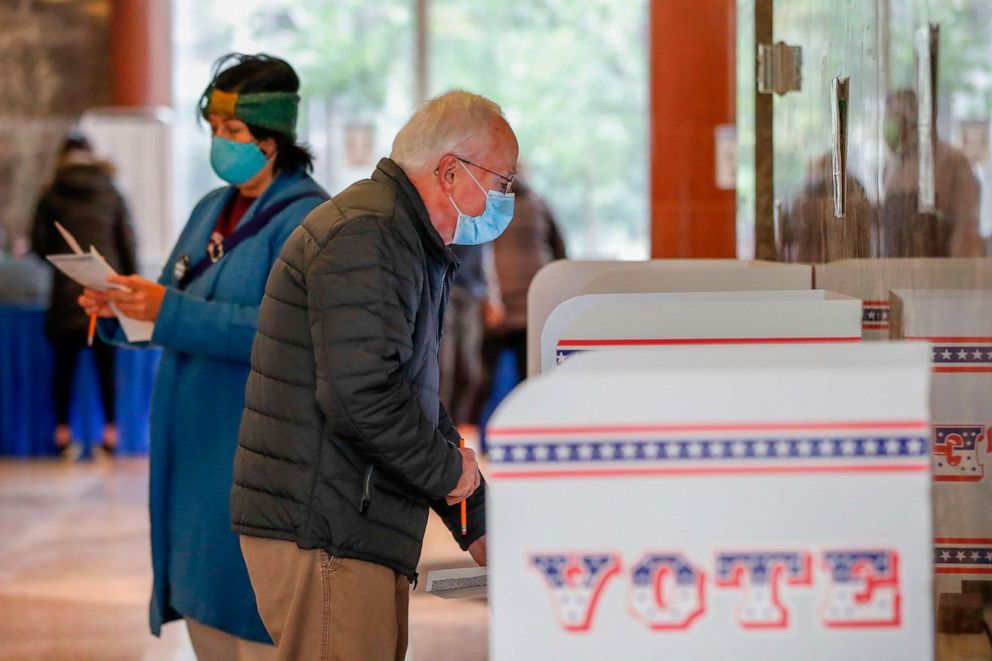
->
xmin=101 ymin=169 xmax=328 ymax=641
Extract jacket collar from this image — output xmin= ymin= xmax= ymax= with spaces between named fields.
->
xmin=372 ymin=158 xmax=455 ymax=266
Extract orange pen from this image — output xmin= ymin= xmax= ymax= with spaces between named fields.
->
xmin=459 ymin=437 xmax=467 ymax=536
xmin=86 ymin=312 xmax=97 ymax=347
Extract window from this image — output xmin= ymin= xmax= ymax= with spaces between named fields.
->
xmin=172 ymin=0 xmax=648 ymax=258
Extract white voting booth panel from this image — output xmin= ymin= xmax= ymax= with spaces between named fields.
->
xmin=527 ymin=260 xmax=813 ymax=376
xmin=814 ymin=258 xmax=992 ymax=340
xmin=486 ymin=344 xmax=932 ymax=661
xmin=80 ymin=108 xmax=177 ymax=275
xmin=540 ymin=290 xmax=861 ymax=373
xmin=891 ymin=291 xmax=992 ymax=603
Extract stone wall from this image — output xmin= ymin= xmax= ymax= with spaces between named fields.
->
xmin=0 ymin=0 xmax=110 ymax=248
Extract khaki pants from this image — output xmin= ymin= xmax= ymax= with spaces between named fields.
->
xmin=240 ymin=536 xmax=410 ymax=661
xmin=185 ymin=617 xmax=276 ymax=661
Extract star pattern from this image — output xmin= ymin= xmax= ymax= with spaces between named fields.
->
xmin=555 ymin=349 xmax=583 ymax=364
xmin=931 ymin=345 xmax=992 ymax=364
xmin=935 ymin=545 xmax=992 ymax=567
xmin=862 ymin=306 xmax=890 ymax=323
xmin=492 ymin=436 xmax=928 ymax=464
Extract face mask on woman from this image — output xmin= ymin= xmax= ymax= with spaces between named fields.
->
xmin=210 ymin=136 xmax=269 ymax=186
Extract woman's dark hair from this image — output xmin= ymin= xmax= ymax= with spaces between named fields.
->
xmin=204 ymin=53 xmax=314 ymax=173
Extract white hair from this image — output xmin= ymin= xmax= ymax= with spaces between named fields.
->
xmin=390 ymin=90 xmax=505 ymax=175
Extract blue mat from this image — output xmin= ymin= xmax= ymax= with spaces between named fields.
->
xmin=0 ymin=306 xmax=159 ymax=456
xmin=477 ymin=348 xmax=522 ymax=453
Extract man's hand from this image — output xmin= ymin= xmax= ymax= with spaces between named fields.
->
xmin=106 ymin=275 xmax=167 ymax=322
xmin=78 ymin=288 xmax=115 ymax=318
xmin=445 ymin=446 xmax=480 ymax=505
xmin=468 ymin=534 xmax=487 ymax=566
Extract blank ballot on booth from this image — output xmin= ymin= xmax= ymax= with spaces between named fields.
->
xmin=486 ymin=344 xmax=933 ymax=661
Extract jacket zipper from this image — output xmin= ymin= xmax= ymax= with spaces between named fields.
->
xmin=360 ymin=465 xmax=374 ymax=514
xmin=436 ymin=263 xmax=453 ymax=345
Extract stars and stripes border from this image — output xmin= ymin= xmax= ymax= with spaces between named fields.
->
xmin=907 ymin=337 xmax=992 ymax=373
xmin=934 ymin=538 xmax=992 ymax=574
xmin=490 ymin=436 xmax=928 ymax=465
xmin=862 ymin=300 xmax=890 ymax=331
xmin=487 ymin=422 xmax=930 ymax=478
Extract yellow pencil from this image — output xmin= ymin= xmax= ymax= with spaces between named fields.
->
xmin=86 ymin=313 xmax=97 ymax=347
xmin=459 ymin=437 xmax=467 ymax=536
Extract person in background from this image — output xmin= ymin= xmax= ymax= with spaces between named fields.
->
xmin=232 ymin=90 xmax=515 ymax=660
xmin=439 ymin=242 xmax=501 ymax=434
xmin=31 ymin=133 xmax=136 ymax=457
xmin=882 ymin=88 xmax=983 ymax=257
xmin=78 ymin=53 xmax=328 ymax=659
xmin=473 ymin=175 xmax=565 ymax=420
xmin=777 ymin=152 xmax=876 ymax=263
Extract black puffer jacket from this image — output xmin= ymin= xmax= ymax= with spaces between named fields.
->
xmin=31 ymin=163 xmax=137 ymax=337
xmin=232 ymin=158 xmax=486 ymax=579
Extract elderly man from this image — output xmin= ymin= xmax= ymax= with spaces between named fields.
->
xmin=231 ymin=90 xmax=518 ymax=660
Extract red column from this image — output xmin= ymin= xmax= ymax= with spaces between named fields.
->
xmin=650 ymin=0 xmax=736 ymax=258
xmin=109 ymin=0 xmax=171 ymax=107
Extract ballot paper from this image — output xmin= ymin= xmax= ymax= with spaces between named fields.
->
xmin=45 ymin=226 xmax=154 ymax=343
xmin=54 ymin=221 xmax=84 ymax=255
xmin=424 ymin=567 xmax=487 ymax=599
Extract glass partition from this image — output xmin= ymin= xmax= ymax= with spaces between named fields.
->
xmin=763 ymin=0 xmax=991 ymax=262
xmin=740 ymin=2 xmax=992 ymax=656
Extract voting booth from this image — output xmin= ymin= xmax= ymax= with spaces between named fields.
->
xmin=527 ymin=260 xmax=813 ymax=376
xmin=814 ymin=258 xmax=992 ymax=340
xmin=539 ymin=290 xmax=861 ymax=373
xmin=889 ymin=290 xmax=992 ymax=645
xmin=486 ymin=344 xmax=933 ymax=660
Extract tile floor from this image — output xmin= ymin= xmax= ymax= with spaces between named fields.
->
xmin=7 ymin=452 xmax=984 ymax=660
xmin=0 ymin=457 xmax=488 ymax=661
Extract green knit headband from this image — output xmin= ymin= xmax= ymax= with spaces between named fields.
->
xmin=200 ymin=87 xmax=300 ymax=138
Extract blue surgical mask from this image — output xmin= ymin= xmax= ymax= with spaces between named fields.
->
xmin=210 ymin=136 xmax=269 ymax=186
xmin=448 ymin=161 xmax=515 ymax=245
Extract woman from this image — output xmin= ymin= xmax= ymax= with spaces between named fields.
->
xmin=79 ymin=54 xmax=328 ymax=659
xmin=32 ymin=133 xmax=137 ymax=457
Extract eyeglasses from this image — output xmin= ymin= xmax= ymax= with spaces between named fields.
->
xmin=457 ymin=157 xmax=516 ymax=194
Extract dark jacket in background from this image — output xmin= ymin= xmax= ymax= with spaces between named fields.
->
xmin=492 ymin=182 xmax=566 ymax=331
xmin=31 ymin=163 xmax=137 ymax=336
xmin=232 ymin=158 xmax=485 ymax=580
xmin=450 ymin=244 xmax=487 ymax=300
xmin=778 ymin=160 xmax=876 ymax=263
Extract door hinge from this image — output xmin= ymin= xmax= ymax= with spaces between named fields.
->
xmin=758 ymin=42 xmax=803 ymax=96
